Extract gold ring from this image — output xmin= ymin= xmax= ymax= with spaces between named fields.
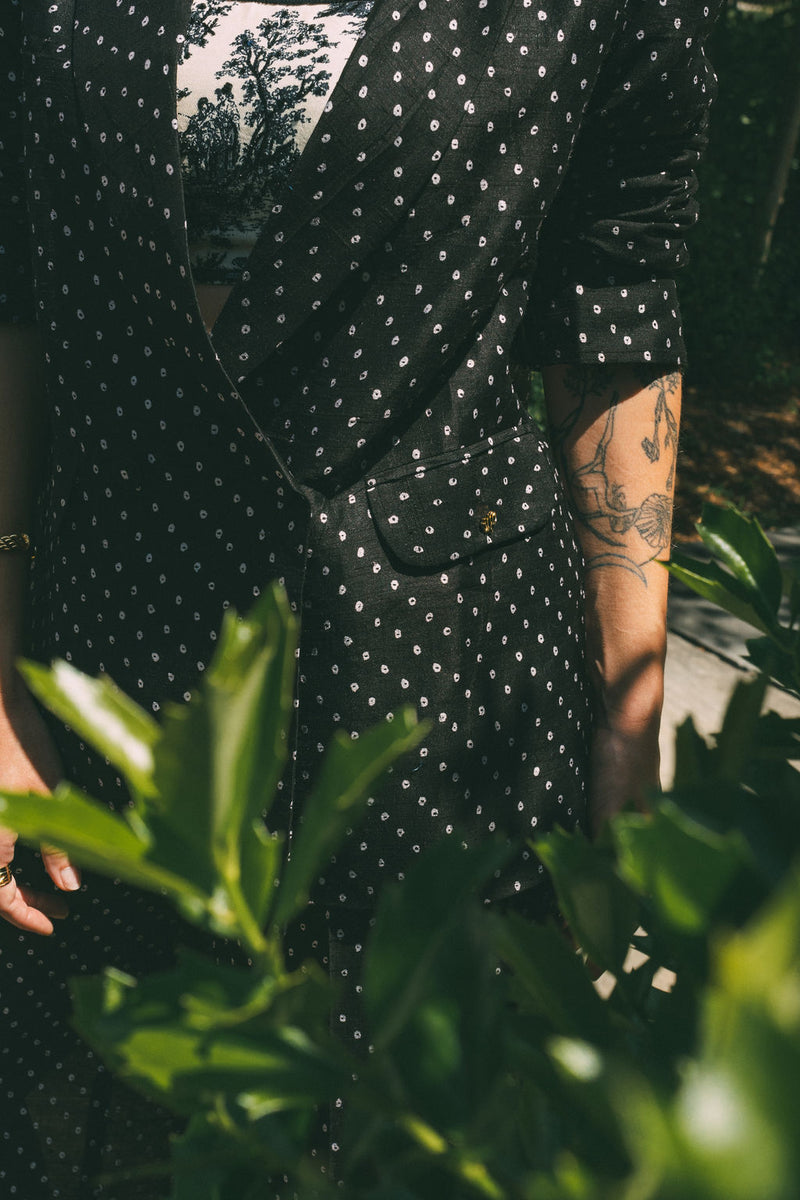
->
xmin=0 ymin=865 xmax=14 ymax=888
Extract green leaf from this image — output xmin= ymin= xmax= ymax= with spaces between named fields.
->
xmin=664 ymin=879 xmax=800 ymax=1199
xmin=171 ymin=1116 xmax=257 ymax=1200
xmin=672 ymin=1053 xmax=795 ymax=1200
xmin=170 ymin=1113 xmax=316 ymax=1200
xmin=666 ymin=557 xmax=774 ymax=636
xmin=0 ymin=783 xmax=206 ymax=907
xmin=613 ymin=802 xmax=751 ymax=936
xmin=10 ymin=592 xmax=428 ymax=953
xmin=0 ymin=782 xmax=147 ymax=858
xmin=672 ymin=715 xmax=714 ymax=790
xmin=271 ymin=709 xmax=426 ymax=927
xmin=239 ymin=822 xmax=284 ymax=929
xmin=364 ymin=838 xmax=510 ymax=1050
xmin=70 ymin=957 xmax=347 ymax=1116
xmin=359 ymin=1186 xmax=421 ymax=1200
xmin=695 ymin=503 xmax=784 ymax=623
xmin=714 ymin=673 xmax=769 ymax=782
xmin=144 ymin=586 xmax=298 ymax=912
xmin=748 ymin=711 xmax=800 ymax=761
xmin=534 ymin=827 xmax=639 ymax=978
xmin=19 ymin=658 xmax=160 ymax=797
xmin=745 ymin=634 xmax=800 ymax=698
xmin=147 ymin=695 xmax=217 ymax=895
xmin=205 ymin=585 xmax=298 ymax=878
xmin=714 ymin=864 xmax=800 ymax=1014
xmin=494 ymin=912 xmax=613 ymax=1046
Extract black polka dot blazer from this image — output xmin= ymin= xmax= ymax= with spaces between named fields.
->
xmin=1 ymin=0 xmax=721 ymax=910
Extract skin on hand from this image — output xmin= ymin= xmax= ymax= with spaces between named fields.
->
xmin=0 ymin=323 xmax=81 ymax=935
xmin=0 ymin=685 xmax=80 ymax=936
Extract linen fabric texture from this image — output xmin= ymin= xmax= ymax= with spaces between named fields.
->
xmin=0 ymin=0 xmax=721 ymax=1195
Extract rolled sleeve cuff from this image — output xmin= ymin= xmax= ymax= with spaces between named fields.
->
xmin=525 ymin=276 xmax=686 ymax=369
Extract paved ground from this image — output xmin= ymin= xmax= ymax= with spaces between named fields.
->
xmin=659 ymin=526 xmax=800 ymax=786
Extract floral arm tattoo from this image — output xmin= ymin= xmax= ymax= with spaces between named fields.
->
xmin=549 ymin=366 xmax=681 ymax=586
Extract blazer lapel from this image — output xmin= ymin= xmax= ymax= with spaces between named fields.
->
xmin=64 ymin=0 xmax=508 ymax=392
xmin=211 ymin=0 xmax=509 ymax=383
xmin=65 ymin=0 xmax=422 ymax=389
xmin=70 ymin=0 xmax=187 ymax=188
xmin=69 ymin=0 xmax=204 ymax=336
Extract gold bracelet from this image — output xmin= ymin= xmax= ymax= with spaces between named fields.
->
xmin=0 ymin=533 xmax=32 ymax=554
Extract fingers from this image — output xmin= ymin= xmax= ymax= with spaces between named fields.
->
xmin=0 ymin=821 xmax=82 ymax=893
xmin=0 ymin=703 xmax=79 ymax=928
xmin=0 ymin=834 xmax=78 ymax=936
xmin=0 ymin=824 xmax=17 ymax=863
xmin=0 ymin=876 xmax=69 ymax=936
xmin=41 ymin=844 xmax=82 ymax=892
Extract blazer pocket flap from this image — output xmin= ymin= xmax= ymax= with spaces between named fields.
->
xmin=366 ymin=426 xmax=559 ymax=569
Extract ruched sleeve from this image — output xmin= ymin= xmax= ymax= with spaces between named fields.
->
xmin=520 ymin=0 xmax=724 ymax=369
xmin=0 ymin=0 xmax=34 ymax=324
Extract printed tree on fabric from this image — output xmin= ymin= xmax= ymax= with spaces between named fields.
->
xmin=222 ymin=10 xmax=335 ymax=197
xmin=183 ymin=0 xmax=236 ymax=49
xmin=178 ymin=1 xmax=343 ymax=271
xmin=321 ymin=0 xmax=373 ymax=22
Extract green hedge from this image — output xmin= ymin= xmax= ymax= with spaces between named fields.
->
xmin=2 ymin=504 xmax=799 ymax=1199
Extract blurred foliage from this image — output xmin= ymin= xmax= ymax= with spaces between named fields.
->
xmin=681 ymin=0 xmax=800 ymax=391
xmin=1 ymin=510 xmax=799 ymax=1199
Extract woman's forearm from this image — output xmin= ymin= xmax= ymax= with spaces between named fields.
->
xmin=0 ymin=323 xmax=46 ymax=694
xmin=543 ymin=364 xmax=681 ymax=821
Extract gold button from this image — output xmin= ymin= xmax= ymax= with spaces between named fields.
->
xmin=480 ymin=509 xmax=497 ymax=534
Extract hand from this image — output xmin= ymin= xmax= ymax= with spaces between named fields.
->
xmin=0 ymin=683 xmax=81 ymax=935
xmin=587 ymin=714 xmax=661 ymax=838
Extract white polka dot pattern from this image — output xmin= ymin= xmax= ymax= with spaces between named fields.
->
xmin=0 ymin=0 xmax=723 ymax=1193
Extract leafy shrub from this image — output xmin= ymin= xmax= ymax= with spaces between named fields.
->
xmin=1 ymin=506 xmax=799 ymax=1199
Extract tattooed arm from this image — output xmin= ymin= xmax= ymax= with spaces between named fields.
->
xmin=543 ymin=365 xmax=681 ymax=831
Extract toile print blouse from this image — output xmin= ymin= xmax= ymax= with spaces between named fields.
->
xmin=177 ymin=2 xmax=372 ymax=284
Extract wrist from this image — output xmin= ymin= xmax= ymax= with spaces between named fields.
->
xmin=592 ymin=666 xmax=664 ymax=739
